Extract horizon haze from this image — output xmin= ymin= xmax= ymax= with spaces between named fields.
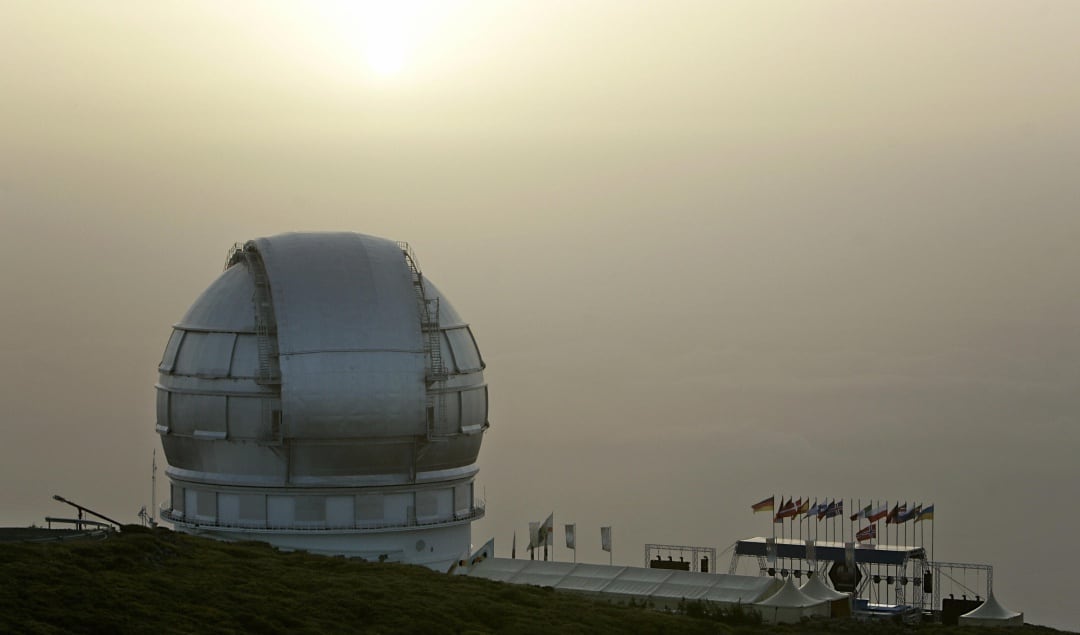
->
xmin=1 ymin=1 xmax=1079 ymax=629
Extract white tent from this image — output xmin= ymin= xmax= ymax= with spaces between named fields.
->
xmin=465 ymin=558 xmax=778 ymax=610
xmin=799 ymin=573 xmax=851 ymax=617
xmin=754 ymin=576 xmax=829 ymax=624
xmin=959 ymin=593 xmax=1024 ymax=627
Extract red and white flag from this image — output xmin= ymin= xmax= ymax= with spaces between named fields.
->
xmin=867 ymin=503 xmax=889 ymax=524
xmin=774 ymin=498 xmax=798 ymax=521
xmin=856 ymin=524 xmax=877 ymax=542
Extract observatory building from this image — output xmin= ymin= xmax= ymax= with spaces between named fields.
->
xmin=155 ymin=232 xmax=488 ymax=570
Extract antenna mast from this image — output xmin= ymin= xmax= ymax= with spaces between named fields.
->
xmin=151 ymin=449 xmax=158 ymax=527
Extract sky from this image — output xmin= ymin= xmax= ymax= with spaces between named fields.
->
xmin=2 ymin=0 xmax=1079 ymax=629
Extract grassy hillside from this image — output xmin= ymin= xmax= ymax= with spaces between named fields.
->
xmin=0 ymin=527 xmax=1066 ymax=634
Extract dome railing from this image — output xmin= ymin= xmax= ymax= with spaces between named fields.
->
xmin=159 ymin=499 xmax=485 ymax=534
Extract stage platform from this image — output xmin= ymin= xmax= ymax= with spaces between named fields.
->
xmin=734 ymin=537 xmax=926 ymax=567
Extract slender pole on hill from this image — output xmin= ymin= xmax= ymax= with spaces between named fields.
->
xmin=151 ymin=449 xmax=157 ymax=528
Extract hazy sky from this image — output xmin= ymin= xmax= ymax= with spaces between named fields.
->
xmin=2 ymin=1 xmax=1079 ymax=629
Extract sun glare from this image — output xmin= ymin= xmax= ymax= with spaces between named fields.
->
xmin=366 ymin=29 xmax=406 ymax=76
xmin=354 ymin=2 xmax=415 ymax=77
xmin=299 ymin=1 xmax=450 ymax=80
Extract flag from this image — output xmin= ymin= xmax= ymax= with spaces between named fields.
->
xmin=856 ymin=524 xmax=877 ymax=542
xmin=850 ymin=503 xmax=870 ymax=521
xmin=797 ymin=498 xmax=811 ymax=516
xmin=825 ymin=500 xmax=843 ymax=519
xmin=774 ymin=498 xmax=797 ymax=522
xmin=528 ymin=521 xmax=540 ymax=550
xmin=539 ymin=513 xmax=554 ymax=547
xmin=512 ymin=531 xmax=517 ymax=559
xmin=773 ymin=498 xmax=789 ymax=523
xmin=916 ymin=504 xmax=934 ymax=522
xmin=898 ymin=504 xmax=919 ymax=524
xmin=886 ymin=503 xmax=900 ymax=524
xmin=818 ymin=500 xmax=832 ymax=520
xmin=600 ymin=526 xmax=612 ymax=552
xmin=868 ymin=503 xmax=889 ymax=524
xmin=752 ymin=496 xmax=775 ymax=513
xmin=565 ymin=523 xmax=576 ymax=550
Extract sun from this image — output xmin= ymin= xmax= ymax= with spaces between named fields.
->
xmin=366 ymin=30 xmax=407 ymax=76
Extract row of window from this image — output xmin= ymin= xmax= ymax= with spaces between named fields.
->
xmin=159 ymin=327 xmax=484 ymax=379
xmin=157 ymin=385 xmax=487 ymax=438
xmin=168 ymin=484 xmax=475 ymax=530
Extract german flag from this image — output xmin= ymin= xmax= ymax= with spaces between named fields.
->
xmin=751 ymin=496 xmax=775 ymax=513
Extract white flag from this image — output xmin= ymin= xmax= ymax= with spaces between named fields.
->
xmin=565 ymin=523 xmax=576 ymax=550
xmin=600 ymin=526 xmax=612 ymax=552
xmin=529 ymin=521 xmax=540 ymax=549
xmin=541 ymin=512 xmax=554 ymax=547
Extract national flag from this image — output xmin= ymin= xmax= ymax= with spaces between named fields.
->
xmin=898 ymin=504 xmax=919 ymax=524
xmin=512 ymin=531 xmax=517 ymax=559
xmin=773 ymin=498 xmax=790 ymax=523
xmin=752 ymin=496 xmax=775 ymax=513
xmin=565 ymin=524 xmax=576 ymax=550
xmin=601 ymin=526 xmax=612 ymax=552
xmin=797 ymin=498 xmax=811 ymax=516
xmin=856 ymin=524 xmax=877 ymax=542
xmin=528 ymin=522 xmax=540 ymax=549
xmin=850 ymin=503 xmax=871 ymax=522
xmin=916 ymin=504 xmax=934 ymax=523
xmin=826 ymin=500 xmax=843 ymax=519
xmin=868 ymin=503 xmax=889 ymax=524
xmin=774 ymin=498 xmax=798 ymax=522
xmin=886 ymin=503 xmax=901 ymax=524
xmin=816 ymin=501 xmax=830 ymax=521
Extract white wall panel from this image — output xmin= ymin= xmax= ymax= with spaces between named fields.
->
xmin=326 ymin=496 xmax=354 ymax=528
xmin=268 ymin=496 xmax=294 ymax=526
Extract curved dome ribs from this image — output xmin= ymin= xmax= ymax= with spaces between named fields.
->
xmin=158 ymin=233 xmax=488 ymax=569
xmin=398 ymin=241 xmax=451 ymax=439
xmin=224 ymin=241 xmax=282 ymax=387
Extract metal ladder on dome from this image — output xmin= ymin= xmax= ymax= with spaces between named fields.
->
xmin=225 ymin=243 xmax=283 ymax=445
xmin=398 ymin=242 xmax=450 ymax=440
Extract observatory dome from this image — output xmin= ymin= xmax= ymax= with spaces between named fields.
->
xmin=156 ymin=232 xmax=488 ymax=570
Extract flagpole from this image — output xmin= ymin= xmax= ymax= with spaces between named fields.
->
xmin=771 ymin=493 xmax=776 ymax=543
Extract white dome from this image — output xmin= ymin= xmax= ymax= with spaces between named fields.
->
xmin=156 ymin=232 xmax=489 ymax=570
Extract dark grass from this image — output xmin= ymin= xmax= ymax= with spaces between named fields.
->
xmin=0 ymin=527 xmax=1069 ymax=634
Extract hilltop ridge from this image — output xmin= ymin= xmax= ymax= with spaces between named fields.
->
xmin=0 ymin=527 xmax=1067 ymax=634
